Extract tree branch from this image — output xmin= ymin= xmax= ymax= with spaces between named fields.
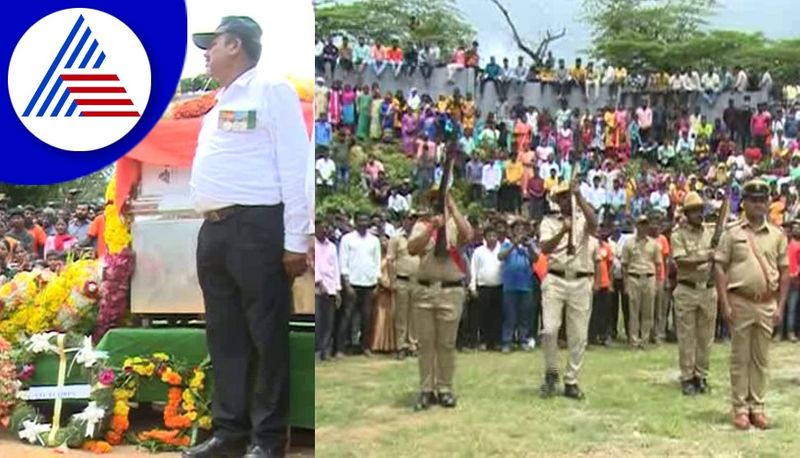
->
xmin=488 ymin=0 xmax=566 ymax=65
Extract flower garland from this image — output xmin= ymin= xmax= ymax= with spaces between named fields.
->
xmin=9 ymin=332 xmax=113 ymax=451
xmin=106 ymin=353 xmax=211 ymax=452
xmin=0 ymin=336 xmax=17 ymax=428
xmin=0 ymin=260 xmax=101 ymax=343
xmin=93 ymin=176 xmax=135 ymax=342
xmin=92 ymin=248 xmax=134 ymax=342
xmin=168 ymin=91 xmax=218 ymax=119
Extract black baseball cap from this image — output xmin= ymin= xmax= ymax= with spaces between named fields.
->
xmin=192 ymin=16 xmax=263 ymax=61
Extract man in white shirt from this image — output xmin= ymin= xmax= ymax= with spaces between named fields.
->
xmin=649 ymin=185 xmax=670 ymax=213
xmin=387 ymin=188 xmax=410 ymax=216
xmin=469 ymin=226 xmax=504 ymax=349
xmin=760 ymin=68 xmax=773 ymax=96
xmin=585 ymin=175 xmax=608 ymax=214
xmin=482 ymin=159 xmax=503 ymax=209
xmin=701 ymin=66 xmax=721 ymax=106
xmin=338 ymin=214 xmax=382 ymax=357
xmin=315 ymin=149 xmax=336 ymax=196
xmin=353 ymin=37 xmax=371 ymax=73
xmin=513 ymin=56 xmax=528 ymax=90
xmin=734 ymin=66 xmax=749 ymax=92
xmin=187 ymin=17 xmax=310 ymax=458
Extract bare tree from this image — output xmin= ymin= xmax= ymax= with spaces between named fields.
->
xmin=488 ymin=0 xmax=566 ymax=66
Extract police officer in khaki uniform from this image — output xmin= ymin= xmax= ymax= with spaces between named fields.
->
xmin=621 ymin=215 xmax=662 ymax=349
xmin=538 ymin=179 xmax=598 ymax=400
xmin=671 ymin=192 xmax=717 ymax=396
xmin=407 ymin=193 xmax=473 ymax=410
xmin=714 ymin=179 xmax=789 ymax=430
xmin=387 ymin=212 xmax=421 ymax=360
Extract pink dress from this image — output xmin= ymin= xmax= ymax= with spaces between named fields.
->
xmin=328 ymin=89 xmax=341 ymax=126
xmin=557 ymin=128 xmax=573 ymax=160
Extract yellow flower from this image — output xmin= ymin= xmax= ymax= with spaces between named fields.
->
xmin=153 ymin=353 xmax=170 ymax=362
xmin=189 ymin=371 xmax=205 ymax=390
xmin=182 ymin=390 xmax=195 ymax=404
xmin=186 ymin=411 xmax=198 ymax=421
xmin=113 ymin=401 xmax=130 ymax=416
xmin=198 ymin=416 xmax=212 ymax=430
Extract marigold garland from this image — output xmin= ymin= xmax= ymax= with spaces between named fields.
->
xmin=103 ymin=176 xmax=132 ymax=255
xmin=0 ymin=336 xmax=17 ymax=428
xmin=81 ymin=440 xmax=112 ymax=454
xmin=105 ymin=354 xmax=211 ymax=451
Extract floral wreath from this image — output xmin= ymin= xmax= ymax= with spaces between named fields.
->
xmin=8 ymin=332 xmax=115 ymax=453
xmin=5 ymin=333 xmax=213 ymax=453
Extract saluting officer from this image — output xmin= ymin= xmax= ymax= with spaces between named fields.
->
xmin=671 ymin=192 xmax=717 ymax=396
xmin=715 ymin=179 xmax=789 ymax=430
xmin=538 ymin=178 xmax=598 ymax=400
xmin=407 ymin=193 xmax=473 ymax=410
xmin=622 ymin=214 xmax=662 ymax=349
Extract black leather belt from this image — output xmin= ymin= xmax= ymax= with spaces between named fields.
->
xmin=548 ymin=270 xmax=592 ymax=279
xmin=678 ymin=280 xmax=714 ymax=290
xmin=628 ymin=273 xmax=655 ymax=279
xmin=203 ymin=205 xmax=263 ymax=222
xmin=417 ymin=280 xmax=463 ymax=288
xmin=396 ymin=275 xmax=411 ymax=281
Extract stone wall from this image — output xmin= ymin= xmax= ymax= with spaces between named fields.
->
xmin=321 ymin=66 xmax=769 ymax=121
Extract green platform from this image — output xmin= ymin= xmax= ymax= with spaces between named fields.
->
xmin=28 ymin=324 xmax=314 ymax=429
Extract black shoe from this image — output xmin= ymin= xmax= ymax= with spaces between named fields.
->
xmin=438 ymin=392 xmax=457 ymax=408
xmin=564 ymin=383 xmax=585 ymax=400
xmin=413 ymin=392 xmax=438 ymax=411
xmin=539 ymin=372 xmax=559 ymax=398
xmin=681 ymin=380 xmax=697 ymax=396
xmin=694 ymin=377 xmax=709 ymax=394
xmin=181 ymin=436 xmax=247 ymax=458
xmin=396 ymin=349 xmax=407 ymax=360
xmin=244 ymin=444 xmax=285 ymax=458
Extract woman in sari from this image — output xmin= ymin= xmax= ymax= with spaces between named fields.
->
xmin=614 ymin=104 xmax=629 ymax=161
xmin=369 ymin=239 xmax=395 ymax=353
xmin=356 ymin=85 xmax=372 ymax=140
xmin=401 ymin=108 xmax=418 ymax=156
xmin=448 ymin=90 xmax=465 ymax=126
xmin=327 ymin=80 xmax=342 ymax=127
xmin=393 ymin=91 xmax=406 ymax=137
xmin=369 ymin=90 xmax=383 ymax=141
xmin=340 ymin=84 xmax=356 ymax=133
xmin=603 ymin=107 xmax=617 ymax=150
xmin=557 ymin=121 xmax=573 ymax=161
xmin=380 ymin=93 xmax=395 ymax=142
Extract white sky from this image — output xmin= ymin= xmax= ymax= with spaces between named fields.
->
xmin=182 ymin=0 xmax=313 ymax=80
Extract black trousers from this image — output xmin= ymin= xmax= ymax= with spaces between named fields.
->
xmin=197 ymin=205 xmax=289 ymax=448
xmin=589 ymin=288 xmax=613 ymax=342
xmin=458 ymin=293 xmax=480 ymax=349
xmin=477 ymin=285 xmax=503 ymax=349
xmin=316 ymin=294 xmax=336 ymax=358
xmin=336 ymin=285 xmax=375 ymax=353
xmin=612 ymin=278 xmax=629 ymax=339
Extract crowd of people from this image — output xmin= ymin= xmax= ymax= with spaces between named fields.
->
xmin=0 ymin=197 xmax=106 ymax=283
xmin=315 ymin=36 xmax=777 ymax=104
xmin=314 ymin=51 xmax=800 ymax=415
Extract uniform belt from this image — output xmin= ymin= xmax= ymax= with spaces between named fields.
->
xmin=396 ymin=275 xmax=411 ymax=281
xmin=417 ymin=279 xmax=463 ymax=288
xmin=203 ymin=205 xmax=268 ymax=222
xmin=548 ymin=270 xmax=592 ymax=280
xmin=678 ymin=279 xmax=714 ymax=290
xmin=628 ymin=273 xmax=655 ymax=279
xmin=729 ymin=288 xmax=775 ymax=303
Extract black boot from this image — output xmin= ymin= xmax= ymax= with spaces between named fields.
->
xmin=539 ymin=372 xmax=559 ymax=398
xmin=413 ymin=392 xmax=438 ymax=411
xmin=438 ymin=392 xmax=457 ymax=408
xmin=181 ymin=436 xmax=248 ymax=458
xmin=694 ymin=377 xmax=708 ymax=394
xmin=564 ymin=383 xmax=585 ymax=400
xmin=681 ymin=379 xmax=697 ymax=396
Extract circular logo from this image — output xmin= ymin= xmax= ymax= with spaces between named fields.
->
xmin=8 ymin=8 xmax=151 ymax=152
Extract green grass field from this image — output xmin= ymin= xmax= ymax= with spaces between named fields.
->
xmin=316 ymin=342 xmax=800 ymax=457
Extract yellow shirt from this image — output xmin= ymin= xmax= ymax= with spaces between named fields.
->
xmin=544 ymin=177 xmax=559 ymax=192
xmin=505 ymin=160 xmax=524 ymax=184
xmin=615 ymin=67 xmax=628 ymax=83
xmin=538 ymin=68 xmax=555 ymax=82
xmin=570 ymin=67 xmax=587 ymax=82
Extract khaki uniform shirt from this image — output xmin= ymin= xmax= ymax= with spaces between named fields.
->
xmin=387 ymin=232 xmax=420 ymax=279
xmin=411 ymin=218 xmax=465 ymax=283
xmin=714 ymin=218 xmax=788 ymax=294
xmin=671 ymin=222 xmax=715 ymax=283
xmin=622 ymin=234 xmax=661 ymax=275
xmin=539 ymin=211 xmax=594 ymax=274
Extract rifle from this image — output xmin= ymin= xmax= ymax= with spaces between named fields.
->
xmin=567 ymin=162 xmax=580 ymax=255
xmin=434 ymin=118 xmax=458 ymax=258
xmin=708 ymin=170 xmax=735 ymax=282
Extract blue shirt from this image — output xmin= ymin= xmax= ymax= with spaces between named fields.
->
xmin=315 ymin=120 xmax=332 ymax=147
xmin=501 ymin=240 xmax=535 ymax=292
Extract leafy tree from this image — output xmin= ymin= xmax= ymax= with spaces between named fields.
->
xmin=314 ymin=0 xmax=475 ymax=54
xmin=583 ymin=0 xmax=800 ymax=83
xmin=0 ymin=166 xmax=112 ymax=209
xmin=178 ymin=74 xmax=219 ymax=94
